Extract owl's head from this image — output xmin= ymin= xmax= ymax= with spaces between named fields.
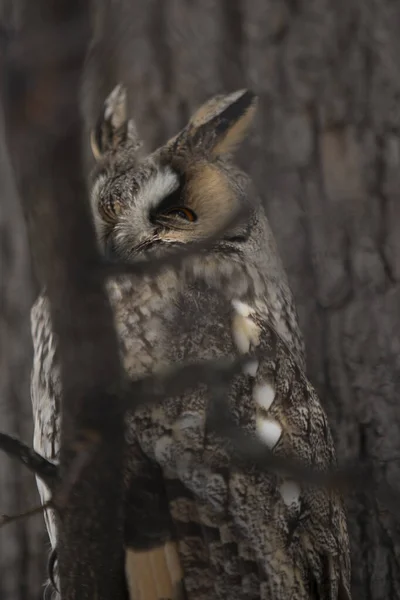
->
xmin=89 ymin=85 xmax=259 ymax=260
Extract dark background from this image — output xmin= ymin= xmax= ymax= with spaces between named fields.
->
xmin=2 ymin=1 xmax=400 ymax=598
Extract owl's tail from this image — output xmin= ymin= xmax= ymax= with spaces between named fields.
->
xmin=125 ymin=542 xmax=185 ymax=600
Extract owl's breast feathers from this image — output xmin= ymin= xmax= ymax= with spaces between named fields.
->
xmin=31 ymin=274 xmax=351 ymax=600
xmin=124 ymin=284 xmax=351 ymax=600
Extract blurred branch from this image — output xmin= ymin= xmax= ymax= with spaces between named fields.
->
xmin=127 ymin=355 xmax=400 ymax=519
xmin=126 ymin=357 xmax=244 ymax=410
xmin=2 ymin=344 xmax=400 ymax=522
xmin=2 ymin=1 xmax=127 ymax=598
xmin=0 ymin=432 xmax=58 ymax=489
xmin=207 ymin=397 xmax=400 ymax=517
xmin=101 ymin=205 xmax=250 ymax=278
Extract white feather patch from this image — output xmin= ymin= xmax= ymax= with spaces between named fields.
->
xmin=104 ymin=83 xmax=127 ymax=125
xmin=279 ymin=480 xmax=301 ymax=510
xmin=256 ymin=418 xmax=282 ymax=449
xmin=254 ymin=382 xmax=276 ymax=411
xmin=243 ymin=358 xmax=259 ymax=377
xmin=232 ymin=299 xmax=255 ymax=317
xmin=232 ymin=314 xmax=260 ymax=354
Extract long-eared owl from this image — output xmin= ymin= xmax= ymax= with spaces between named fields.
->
xmin=31 ymin=85 xmax=351 ymax=599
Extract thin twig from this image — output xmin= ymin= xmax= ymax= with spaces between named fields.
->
xmin=0 ymin=500 xmax=53 ymax=529
xmin=53 ymin=432 xmax=101 ymax=510
xmin=126 ymin=356 xmax=245 ymax=411
xmin=100 ymin=205 xmax=250 ymax=279
xmin=0 ymin=432 xmax=59 ymax=489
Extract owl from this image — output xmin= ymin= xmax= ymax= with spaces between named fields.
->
xmin=31 ymin=85 xmax=351 ymax=599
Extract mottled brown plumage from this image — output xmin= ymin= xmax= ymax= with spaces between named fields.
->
xmin=31 ymin=85 xmax=351 ymax=599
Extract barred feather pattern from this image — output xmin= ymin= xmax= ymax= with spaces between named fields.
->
xmin=31 ymin=295 xmax=61 ymax=550
xmin=30 ymin=254 xmax=351 ymax=600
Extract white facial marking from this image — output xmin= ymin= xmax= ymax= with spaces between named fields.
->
xmin=91 ymin=173 xmax=107 ymax=211
xmin=256 ymin=418 xmax=282 ymax=449
xmin=138 ymin=167 xmax=179 ymax=211
xmin=90 ymin=173 xmax=110 ymax=249
xmin=254 ymin=382 xmax=276 ymax=411
xmin=279 ymin=480 xmax=301 ymax=510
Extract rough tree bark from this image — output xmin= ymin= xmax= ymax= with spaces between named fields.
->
xmin=85 ymin=1 xmax=400 ymax=598
xmin=2 ymin=1 xmax=400 ymax=598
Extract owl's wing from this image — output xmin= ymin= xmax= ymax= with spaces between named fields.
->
xmin=30 ymin=293 xmax=61 ymax=550
xmin=30 ymin=288 xmax=351 ymax=599
xmin=133 ymin=296 xmax=351 ymax=600
xmin=30 ymin=292 xmax=185 ymax=599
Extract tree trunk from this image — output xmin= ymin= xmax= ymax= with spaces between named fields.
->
xmin=0 ymin=94 xmax=47 ymax=600
xmin=84 ymin=1 xmax=400 ymax=597
xmin=3 ymin=0 xmax=400 ymax=598
xmin=0 ymin=6 xmax=48 ymax=600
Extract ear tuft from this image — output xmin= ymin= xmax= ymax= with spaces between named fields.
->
xmin=104 ymin=83 xmax=128 ymax=130
xmin=190 ymin=90 xmax=255 ymax=127
xmin=90 ymin=83 xmax=142 ymax=161
xmin=172 ymin=89 xmax=257 ymax=160
xmin=211 ymin=89 xmax=257 ymax=156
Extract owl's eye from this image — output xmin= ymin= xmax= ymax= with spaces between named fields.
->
xmin=99 ymin=198 xmax=122 ymax=224
xmin=163 ymin=206 xmax=197 ymax=222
